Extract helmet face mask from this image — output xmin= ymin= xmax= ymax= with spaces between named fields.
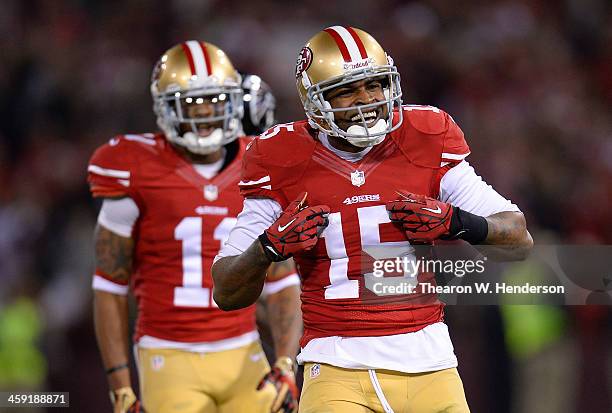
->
xmin=304 ymin=67 xmax=402 ymax=146
xmin=151 ymin=41 xmax=243 ymax=155
xmin=154 ymin=86 xmax=243 ymax=154
xmin=296 ymin=26 xmax=403 ymax=147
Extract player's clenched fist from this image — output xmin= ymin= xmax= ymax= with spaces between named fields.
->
xmin=257 ymin=357 xmax=299 ymax=413
xmin=259 ymin=192 xmax=330 ymax=262
xmin=110 ymin=387 xmax=144 ymax=413
xmin=387 ymin=191 xmax=454 ymax=244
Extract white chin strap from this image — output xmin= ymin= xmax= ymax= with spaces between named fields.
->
xmin=346 ymin=118 xmax=388 ymax=147
xmin=181 ymin=129 xmax=224 ymax=155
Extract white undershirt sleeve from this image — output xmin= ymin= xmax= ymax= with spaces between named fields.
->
xmin=260 ymin=273 xmax=301 ymax=297
xmin=97 ymin=197 xmax=140 ymax=237
xmin=215 ymin=198 xmax=282 ymax=261
xmin=440 ymin=161 xmax=520 ymax=217
xmin=92 ymin=275 xmax=129 ymax=295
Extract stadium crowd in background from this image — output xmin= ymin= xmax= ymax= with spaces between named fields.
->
xmin=0 ymin=0 xmax=610 ymax=412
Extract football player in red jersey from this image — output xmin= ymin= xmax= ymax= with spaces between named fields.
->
xmin=88 ymin=41 xmax=301 ymax=413
xmin=212 ymin=26 xmax=533 ymax=412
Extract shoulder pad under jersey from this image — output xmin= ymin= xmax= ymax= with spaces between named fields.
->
xmin=87 ymin=133 xmax=159 ymax=198
xmin=395 ymin=106 xmax=470 ymax=168
xmin=239 ymin=121 xmax=316 ymax=207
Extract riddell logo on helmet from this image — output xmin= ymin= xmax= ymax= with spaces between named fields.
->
xmin=343 ymin=58 xmax=374 ymax=71
xmin=295 ymin=47 xmax=313 ymax=78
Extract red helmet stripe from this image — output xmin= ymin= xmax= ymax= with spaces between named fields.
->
xmin=324 ymin=28 xmax=351 ymax=62
xmin=199 ymin=41 xmax=212 ymax=77
xmin=346 ymin=27 xmax=368 ymax=59
xmin=180 ymin=43 xmax=197 ymax=75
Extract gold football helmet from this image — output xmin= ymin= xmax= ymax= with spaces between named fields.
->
xmin=296 ymin=26 xmax=403 ymax=147
xmin=151 ymin=41 xmax=243 ymax=154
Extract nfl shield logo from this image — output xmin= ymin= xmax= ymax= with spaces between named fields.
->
xmin=151 ymin=355 xmax=165 ymax=371
xmin=350 ymin=170 xmax=365 ymax=187
xmin=204 ymin=184 xmax=218 ymax=201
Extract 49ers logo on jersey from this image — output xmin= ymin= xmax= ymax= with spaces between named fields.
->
xmin=295 ymin=47 xmax=313 ymax=78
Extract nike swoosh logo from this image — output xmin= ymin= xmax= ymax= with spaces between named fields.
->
xmin=265 ymin=245 xmax=281 ymax=259
xmin=278 ymin=218 xmax=297 ymax=232
xmin=422 ymin=206 xmax=442 ymax=214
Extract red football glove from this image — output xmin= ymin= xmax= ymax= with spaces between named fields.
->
xmin=259 ymin=192 xmax=330 ymax=262
xmin=387 ymin=191 xmax=454 ymax=244
xmin=257 ymin=358 xmax=298 ymax=413
xmin=110 ymin=387 xmax=144 ymax=413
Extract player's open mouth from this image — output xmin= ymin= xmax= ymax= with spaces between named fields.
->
xmin=348 ymin=109 xmax=380 ymax=127
xmin=196 ymin=125 xmax=220 ymax=137
xmin=196 ymin=130 xmax=213 ymax=137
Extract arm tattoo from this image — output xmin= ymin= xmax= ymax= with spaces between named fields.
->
xmin=266 ymin=285 xmax=301 ymax=360
xmin=480 ymin=211 xmax=533 ymax=260
xmin=485 ymin=212 xmax=526 ymax=247
xmin=263 ymin=259 xmax=301 ymax=358
xmin=94 ymin=224 xmax=134 ymax=282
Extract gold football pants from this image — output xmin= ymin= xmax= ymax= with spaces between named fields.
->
xmin=136 ymin=341 xmax=276 ymax=413
xmin=299 ymin=363 xmax=470 ymax=413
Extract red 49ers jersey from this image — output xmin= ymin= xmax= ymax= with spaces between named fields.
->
xmin=88 ymin=133 xmax=254 ymax=343
xmin=240 ymin=106 xmax=470 ymax=347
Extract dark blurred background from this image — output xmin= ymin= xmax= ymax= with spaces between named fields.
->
xmin=0 ymin=0 xmax=611 ymax=412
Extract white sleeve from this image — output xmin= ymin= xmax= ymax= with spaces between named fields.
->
xmin=261 ymin=273 xmax=301 ymax=298
xmin=97 ymin=197 xmax=140 ymax=237
xmin=215 ymin=198 xmax=283 ymax=261
xmin=440 ymin=161 xmax=520 ymax=216
xmin=92 ymin=275 xmax=129 ymax=295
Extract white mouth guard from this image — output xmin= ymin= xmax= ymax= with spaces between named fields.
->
xmin=346 ymin=118 xmax=388 ymax=147
xmin=181 ymin=128 xmax=224 ymax=154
